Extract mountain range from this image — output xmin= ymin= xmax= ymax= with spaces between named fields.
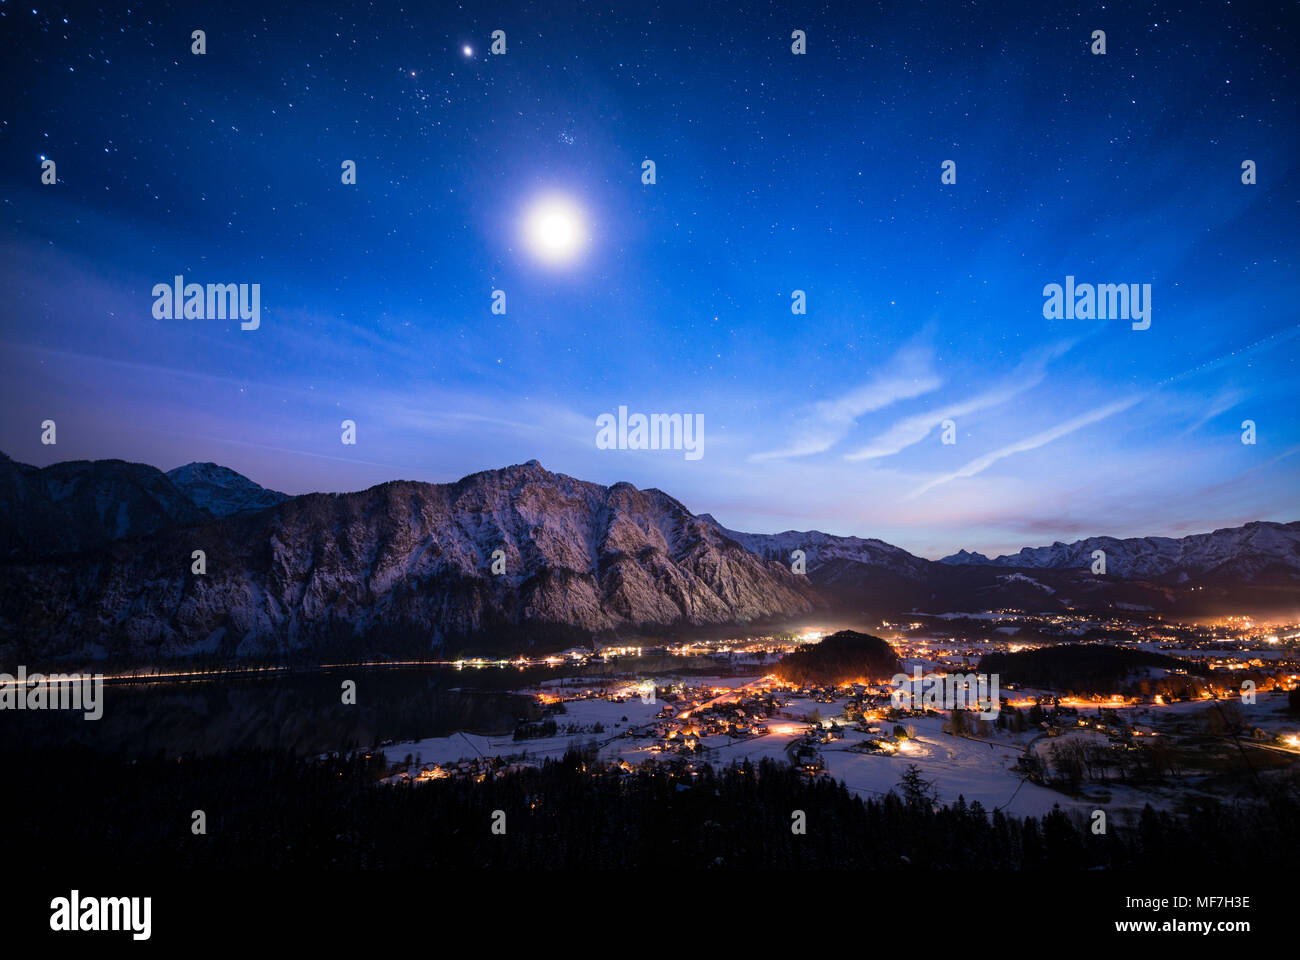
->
xmin=0 ymin=451 xmax=1296 ymax=664
xmin=939 ymin=522 xmax=1300 ymax=582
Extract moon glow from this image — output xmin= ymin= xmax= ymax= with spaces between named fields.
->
xmin=521 ymin=195 xmax=588 ymax=266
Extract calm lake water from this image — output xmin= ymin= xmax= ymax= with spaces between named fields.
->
xmin=0 ymin=665 xmax=545 ymax=757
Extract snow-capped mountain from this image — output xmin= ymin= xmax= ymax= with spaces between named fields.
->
xmin=166 ymin=461 xmax=287 ymax=517
xmin=0 ymin=459 xmax=817 ymax=662
xmin=1 ymin=450 xmax=1295 ymax=665
xmin=697 ymin=515 xmax=932 ymax=580
xmin=938 ymin=521 xmax=1300 ymax=581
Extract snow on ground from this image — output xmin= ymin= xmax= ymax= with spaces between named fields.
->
xmin=380 ymin=678 xmax=1080 ymax=819
xmin=998 ymin=573 xmax=1055 ymax=594
xmin=1029 ymin=727 xmax=1109 ymax=763
xmin=383 ymin=690 xmax=668 ymax=766
xmin=915 ymin=611 xmax=1014 ymax=620
xmin=379 ymin=681 xmax=1299 ymax=821
xmin=1247 ymin=696 xmax=1300 ymax=738
xmin=1159 ymin=647 xmax=1291 ymax=660
xmin=820 ymin=717 xmax=1070 ymax=817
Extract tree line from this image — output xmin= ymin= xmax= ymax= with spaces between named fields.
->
xmin=3 ymin=745 xmax=1296 ymax=870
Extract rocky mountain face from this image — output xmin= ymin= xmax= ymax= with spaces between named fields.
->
xmin=698 ymin=515 xmax=932 ymax=580
xmin=697 ymin=514 xmax=940 ymax=610
xmin=938 ymin=521 xmax=1300 ymax=582
xmin=0 ymin=458 xmax=817 ymax=663
xmin=0 ymin=451 xmax=1295 ymax=666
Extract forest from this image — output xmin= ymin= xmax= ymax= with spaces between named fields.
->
xmin=5 ymin=745 xmax=1295 ymax=870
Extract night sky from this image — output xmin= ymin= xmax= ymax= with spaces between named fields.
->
xmin=1 ymin=1 xmax=1297 ymax=558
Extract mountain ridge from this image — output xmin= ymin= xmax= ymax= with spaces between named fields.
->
xmin=1 ymin=452 xmax=1295 ymax=664
xmin=937 ymin=520 xmax=1300 ymax=580
xmin=0 ymin=455 xmax=819 ymax=662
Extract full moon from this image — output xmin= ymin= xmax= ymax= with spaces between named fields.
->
xmin=521 ymin=196 xmax=588 ymax=266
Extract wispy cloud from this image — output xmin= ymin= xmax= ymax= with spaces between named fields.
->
xmin=901 ymin=324 xmax=1300 ymax=501
xmin=907 ymin=393 xmax=1146 ymax=499
xmin=1176 ymin=386 xmax=1246 ymax=439
xmin=750 ymin=345 xmax=941 ymax=461
xmin=844 ymin=339 xmax=1078 ymax=461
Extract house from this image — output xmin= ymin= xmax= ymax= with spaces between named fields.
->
xmin=793 ymin=746 xmax=824 ymax=773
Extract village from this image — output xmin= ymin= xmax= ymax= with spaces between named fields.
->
xmin=380 ymin=647 xmax=1300 ymax=820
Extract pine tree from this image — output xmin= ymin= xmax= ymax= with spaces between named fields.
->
xmin=896 ymin=763 xmax=937 ymax=807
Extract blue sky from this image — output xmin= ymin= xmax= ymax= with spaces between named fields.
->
xmin=1 ymin=1 xmax=1297 ymax=558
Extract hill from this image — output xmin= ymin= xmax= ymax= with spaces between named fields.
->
xmin=773 ymin=630 xmax=900 ymax=685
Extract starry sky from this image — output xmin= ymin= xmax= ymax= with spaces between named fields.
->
xmin=1 ymin=0 xmax=1297 ymax=559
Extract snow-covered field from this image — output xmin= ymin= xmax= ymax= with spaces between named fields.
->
xmin=379 ymin=672 xmax=1299 ymax=823
xmin=382 ymin=689 xmax=667 ymax=769
xmin=379 ymin=675 xmax=1279 ymax=820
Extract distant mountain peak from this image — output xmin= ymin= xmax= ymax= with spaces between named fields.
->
xmin=940 ymin=548 xmax=993 ymax=565
xmin=939 ymin=521 xmax=1300 ymax=581
xmin=165 ymin=462 xmax=287 ymax=518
